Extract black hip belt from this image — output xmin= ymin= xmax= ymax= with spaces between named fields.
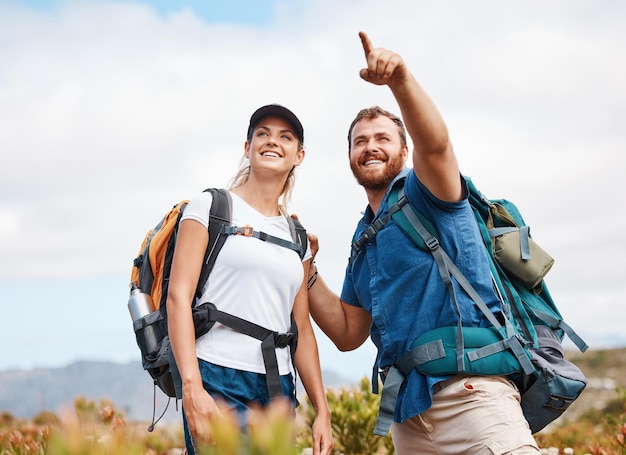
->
xmin=192 ymin=301 xmax=298 ymax=399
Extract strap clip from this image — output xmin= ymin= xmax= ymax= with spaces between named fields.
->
xmin=239 ymin=225 xmax=254 ymax=236
xmin=425 ymin=236 xmax=440 ymax=251
xmin=274 ymin=332 xmax=295 ymax=348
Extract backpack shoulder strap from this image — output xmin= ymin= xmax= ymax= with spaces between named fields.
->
xmin=286 ymin=214 xmax=308 ymax=260
xmin=388 ymin=186 xmax=438 ymax=252
xmin=194 ymin=188 xmax=232 ymax=300
xmin=349 ymin=179 xmax=403 ymax=265
xmin=348 ymin=177 xmax=437 ymax=265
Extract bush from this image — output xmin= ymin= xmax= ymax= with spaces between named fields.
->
xmin=1 ymin=384 xmax=626 ymax=454
xmin=298 ymin=376 xmax=394 ymax=455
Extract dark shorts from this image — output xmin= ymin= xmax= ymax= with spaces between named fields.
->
xmin=183 ymin=359 xmax=296 ymax=454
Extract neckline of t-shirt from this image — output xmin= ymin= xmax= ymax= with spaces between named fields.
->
xmin=229 ymin=191 xmax=285 ymax=221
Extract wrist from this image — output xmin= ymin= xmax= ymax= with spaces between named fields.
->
xmin=307 ymin=262 xmax=318 ymax=290
xmin=315 ymin=404 xmax=332 ymax=421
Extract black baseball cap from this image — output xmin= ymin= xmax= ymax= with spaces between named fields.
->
xmin=247 ymin=104 xmax=304 ymax=143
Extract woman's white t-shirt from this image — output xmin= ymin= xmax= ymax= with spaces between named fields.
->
xmin=180 ymin=190 xmax=310 ymax=375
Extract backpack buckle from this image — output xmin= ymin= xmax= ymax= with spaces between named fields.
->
xmin=274 ymin=332 xmax=294 ymax=348
xmin=379 ymin=366 xmax=390 ymax=383
xmin=238 ymin=225 xmax=254 ymax=236
xmin=425 ymin=237 xmax=439 ymax=251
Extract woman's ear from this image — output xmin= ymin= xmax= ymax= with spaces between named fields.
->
xmin=293 ymin=148 xmax=305 ymax=166
xmin=244 ymin=141 xmax=250 ymax=159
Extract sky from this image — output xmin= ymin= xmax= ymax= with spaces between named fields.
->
xmin=1 ymin=0 xmax=625 ymax=383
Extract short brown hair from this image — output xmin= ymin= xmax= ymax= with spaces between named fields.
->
xmin=347 ymin=106 xmax=407 ymax=149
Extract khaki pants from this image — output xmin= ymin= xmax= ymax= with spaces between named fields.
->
xmin=391 ymin=375 xmax=540 ymax=455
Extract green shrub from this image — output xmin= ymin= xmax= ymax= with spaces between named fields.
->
xmin=2 ymin=383 xmax=626 ymax=454
xmin=298 ymin=376 xmax=394 ymax=455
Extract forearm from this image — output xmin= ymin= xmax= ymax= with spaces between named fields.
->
xmin=308 ymin=266 xmax=370 ymax=351
xmin=391 ymin=73 xmax=461 ymax=201
xmin=390 ymin=73 xmax=450 ymax=157
xmin=308 ymin=270 xmax=347 ymax=344
xmin=294 ymin=320 xmax=334 ymax=455
xmin=294 ymin=324 xmax=330 ymax=418
xmin=168 ymin=289 xmax=221 ymax=442
xmin=167 ymin=291 xmax=202 ymax=389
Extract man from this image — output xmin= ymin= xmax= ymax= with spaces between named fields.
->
xmin=307 ymin=32 xmax=540 ymax=454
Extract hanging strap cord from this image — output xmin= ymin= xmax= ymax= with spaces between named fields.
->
xmin=528 ymin=307 xmax=589 ymax=353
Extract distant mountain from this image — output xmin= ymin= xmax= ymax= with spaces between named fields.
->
xmin=0 ymin=361 xmax=171 ymax=423
xmin=0 ymin=360 xmax=353 ymax=423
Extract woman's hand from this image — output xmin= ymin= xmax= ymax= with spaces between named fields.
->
xmin=182 ymin=382 xmax=224 ymax=445
xmin=312 ymin=409 xmax=334 ymax=455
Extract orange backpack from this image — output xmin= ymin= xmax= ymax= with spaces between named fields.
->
xmin=128 ymin=188 xmax=308 ymax=409
xmin=131 ymin=200 xmax=188 ymax=311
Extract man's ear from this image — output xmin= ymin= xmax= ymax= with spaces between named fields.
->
xmin=402 ymin=144 xmax=409 ymax=161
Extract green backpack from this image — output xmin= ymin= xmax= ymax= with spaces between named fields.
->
xmin=350 ymin=177 xmax=588 ymax=435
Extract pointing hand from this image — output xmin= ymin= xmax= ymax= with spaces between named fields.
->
xmin=358 ymin=31 xmax=408 ymax=87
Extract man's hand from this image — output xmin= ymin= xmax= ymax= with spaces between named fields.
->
xmin=291 ymin=213 xmax=319 ymax=260
xmin=359 ymin=31 xmax=409 ymax=87
xmin=307 ymin=232 xmax=319 ymax=261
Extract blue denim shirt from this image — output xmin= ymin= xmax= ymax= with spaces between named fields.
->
xmin=341 ymin=169 xmax=503 ymax=423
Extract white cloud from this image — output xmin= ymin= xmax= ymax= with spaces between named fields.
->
xmin=0 ymin=0 xmax=625 ymax=373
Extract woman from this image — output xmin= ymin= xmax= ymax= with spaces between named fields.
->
xmin=167 ymin=104 xmax=333 ymax=455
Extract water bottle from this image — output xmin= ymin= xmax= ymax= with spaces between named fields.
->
xmin=127 ymin=283 xmax=155 ymax=321
xmin=128 ymin=283 xmax=159 ymax=357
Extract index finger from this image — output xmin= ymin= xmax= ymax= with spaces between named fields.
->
xmin=359 ymin=31 xmax=373 ymax=57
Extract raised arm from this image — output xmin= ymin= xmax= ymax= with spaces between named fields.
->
xmin=358 ymin=31 xmax=462 ymax=202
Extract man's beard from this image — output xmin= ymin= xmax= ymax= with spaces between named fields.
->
xmin=350 ymin=153 xmax=405 ymax=191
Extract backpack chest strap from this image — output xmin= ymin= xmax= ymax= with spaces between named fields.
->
xmin=221 ymin=225 xmax=304 ymax=258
